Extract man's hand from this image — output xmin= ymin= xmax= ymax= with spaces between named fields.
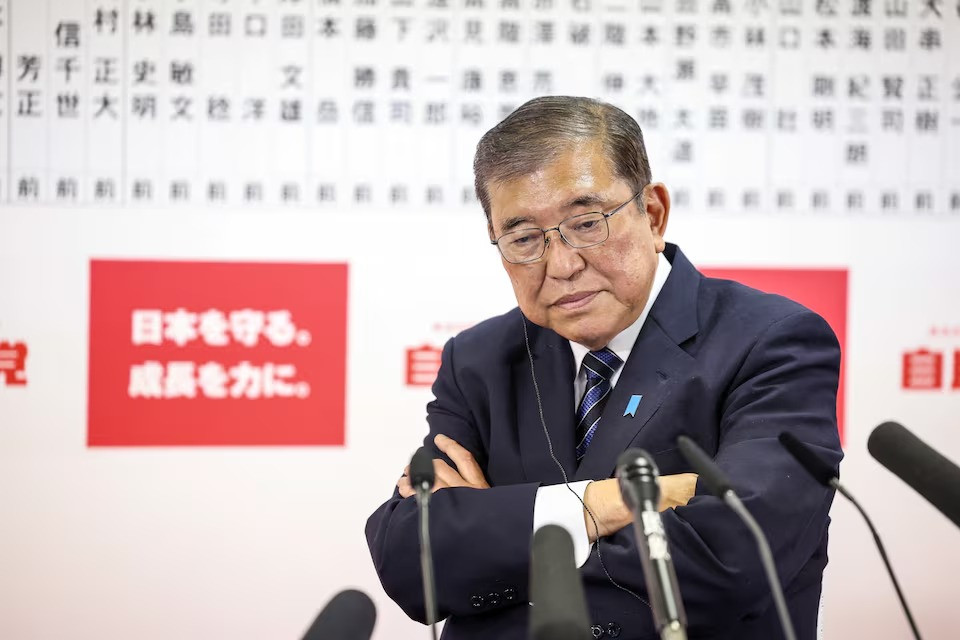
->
xmin=582 ymin=473 xmax=699 ymax=542
xmin=659 ymin=472 xmax=699 ymax=511
xmin=397 ymin=434 xmax=491 ymax=498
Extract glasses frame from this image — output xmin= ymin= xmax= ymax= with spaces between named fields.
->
xmin=490 ymin=191 xmax=643 ymax=264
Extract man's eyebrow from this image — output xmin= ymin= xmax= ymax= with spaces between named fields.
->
xmin=562 ymin=192 xmax=608 ymax=210
xmin=500 ymin=215 xmax=536 ymax=232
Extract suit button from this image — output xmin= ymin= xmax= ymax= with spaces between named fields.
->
xmin=606 ymin=622 xmax=622 ymax=637
xmin=503 ymin=587 xmax=516 ymax=602
xmin=590 ymin=624 xmax=604 ymax=638
xmin=486 ymin=592 xmax=501 ymax=606
xmin=470 ymin=595 xmax=484 ymax=608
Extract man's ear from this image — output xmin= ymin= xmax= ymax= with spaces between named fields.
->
xmin=642 ymin=183 xmax=671 ymax=252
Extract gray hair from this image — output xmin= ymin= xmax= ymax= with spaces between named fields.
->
xmin=473 ymin=96 xmax=653 ymax=221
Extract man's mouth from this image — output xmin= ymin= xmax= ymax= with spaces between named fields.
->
xmin=554 ymin=291 xmax=599 ymax=310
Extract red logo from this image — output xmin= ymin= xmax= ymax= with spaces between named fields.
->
xmin=701 ymin=268 xmax=849 ymax=442
xmin=901 ymin=348 xmax=944 ymax=390
xmin=406 ymin=345 xmax=443 ymax=387
xmin=88 ymin=260 xmax=348 ymax=446
xmin=0 ymin=342 xmax=28 ymax=386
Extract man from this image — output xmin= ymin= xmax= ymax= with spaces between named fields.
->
xmin=366 ymin=96 xmax=842 ymax=639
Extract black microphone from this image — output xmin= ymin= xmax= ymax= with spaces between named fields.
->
xmin=778 ymin=431 xmax=922 ymax=640
xmin=616 ymin=449 xmax=687 ymax=640
xmin=677 ymin=436 xmax=797 ymax=640
xmin=867 ymin=420 xmax=960 ymax=529
xmin=301 ymin=589 xmax=377 ymax=640
xmin=529 ymin=524 xmax=591 ymax=640
xmin=410 ymin=446 xmax=439 ymax=640
xmin=410 ymin=445 xmax=436 ymax=491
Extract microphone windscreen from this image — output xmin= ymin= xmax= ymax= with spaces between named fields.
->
xmin=778 ymin=432 xmax=838 ymax=487
xmin=529 ymin=525 xmax=590 ymax=640
xmin=615 ymin=448 xmax=652 ymax=475
xmin=410 ymin=446 xmax=435 ymax=489
xmin=868 ymin=421 xmax=960 ymax=528
xmin=677 ymin=435 xmax=732 ymax=496
xmin=616 ymin=448 xmax=660 ymax=510
xmin=302 ymin=589 xmax=377 ymax=640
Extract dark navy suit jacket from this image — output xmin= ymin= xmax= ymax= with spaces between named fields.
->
xmin=366 ymin=244 xmax=843 ymax=640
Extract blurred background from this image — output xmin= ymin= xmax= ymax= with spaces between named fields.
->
xmin=0 ymin=1 xmax=958 ymax=638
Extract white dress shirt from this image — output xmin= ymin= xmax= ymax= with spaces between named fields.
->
xmin=531 ymin=252 xmax=673 ymax=566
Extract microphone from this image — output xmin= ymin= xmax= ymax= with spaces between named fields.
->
xmin=529 ymin=524 xmax=591 ymax=640
xmin=410 ymin=446 xmax=439 ymax=640
xmin=778 ymin=431 xmax=922 ymax=640
xmin=301 ymin=589 xmax=377 ymax=640
xmin=677 ymin=436 xmax=797 ymax=640
xmin=867 ymin=420 xmax=960 ymax=529
xmin=616 ymin=449 xmax=687 ymax=640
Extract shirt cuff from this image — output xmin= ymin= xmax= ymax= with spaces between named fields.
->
xmin=533 ymin=480 xmax=594 ymax=568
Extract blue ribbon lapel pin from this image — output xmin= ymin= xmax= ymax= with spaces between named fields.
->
xmin=623 ymin=394 xmax=643 ymax=417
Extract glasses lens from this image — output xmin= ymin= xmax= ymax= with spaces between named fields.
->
xmin=561 ymin=212 xmax=608 ymax=247
xmin=498 ymin=229 xmax=545 ymax=263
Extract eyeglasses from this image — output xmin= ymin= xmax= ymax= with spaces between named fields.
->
xmin=490 ymin=192 xmax=642 ymax=264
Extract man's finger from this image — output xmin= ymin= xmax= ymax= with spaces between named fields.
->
xmin=397 ymin=475 xmax=414 ymax=498
xmin=434 ymin=434 xmax=487 ymax=486
xmin=433 ymin=458 xmax=467 ymax=488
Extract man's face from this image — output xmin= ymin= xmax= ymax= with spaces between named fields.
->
xmin=486 ymin=142 xmax=670 ymax=350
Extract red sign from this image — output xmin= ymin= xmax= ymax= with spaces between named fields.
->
xmin=701 ymin=267 xmax=848 ymax=442
xmin=0 ymin=341 xmax=28 ymax=386
xmin=88 ymin=260 xmax=348 ymax=446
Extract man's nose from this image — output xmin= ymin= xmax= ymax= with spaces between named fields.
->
xmin=543 ymin=230 xmax=585 ymax=279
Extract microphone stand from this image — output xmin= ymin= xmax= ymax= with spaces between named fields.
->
xmin=626 ymin=511 xmax=687 ymax=640
xmin=831 ymin=480 xmax=922 ymax=640
xmin=415 ymin=479 xmax=439 ymax=640
xmin=779 ymin=431 xmax=922 ymax=640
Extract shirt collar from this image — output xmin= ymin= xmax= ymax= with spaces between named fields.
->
xmin=569 ymin=251 xmax=672 ymax=372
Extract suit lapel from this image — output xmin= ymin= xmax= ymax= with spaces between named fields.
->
xmin=515 ymin=323 xmax=578 ymax=483
xmin=573 ymin=322 xmax=695 ymax=480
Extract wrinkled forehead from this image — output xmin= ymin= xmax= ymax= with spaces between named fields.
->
xmin=486 ymin=144 xmax=624 ymax=230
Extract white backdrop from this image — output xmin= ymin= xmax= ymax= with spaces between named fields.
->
xmin=2 ymin=0 xmax=960 ymax=638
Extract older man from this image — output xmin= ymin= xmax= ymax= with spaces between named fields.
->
xmin=366 ymin=96 xmax=842 ymax=640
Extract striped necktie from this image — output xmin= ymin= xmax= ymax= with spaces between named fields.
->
xmin=575 ymin=348 xmax=624 ymax=461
